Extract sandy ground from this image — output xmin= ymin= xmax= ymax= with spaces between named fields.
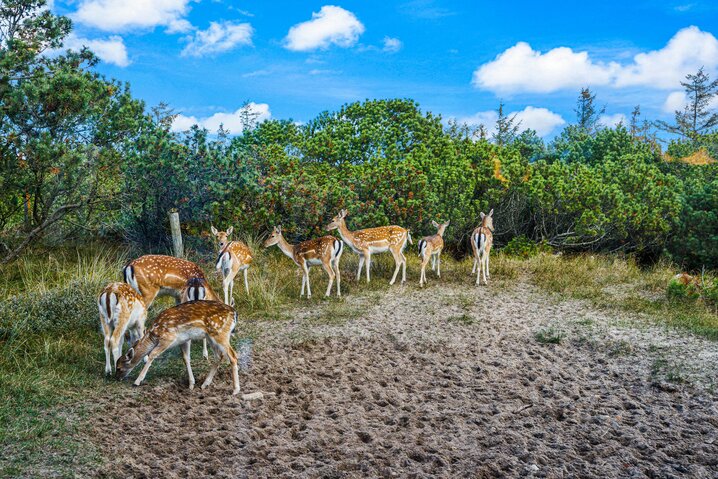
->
xmin=84 ymin=281 xmax=718 ymax=478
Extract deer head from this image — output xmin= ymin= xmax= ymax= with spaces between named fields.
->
xmin=325 ymin=209 xmax=348 ymax=231
xmin=480 ymin=209 xmax=494 ymax=231
xmin=211 ymin=226 xmax=233 ymax=249
xmin=115 ymin=346 xmax=140 ymax=380
xmin=432 ymin=220 xmax=450 ymax=236
xmin=263 ymin=226 xmax=283 ymax=247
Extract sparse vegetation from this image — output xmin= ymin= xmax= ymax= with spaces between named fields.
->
xmin=534 ymin=327 xmax=565 ymax=344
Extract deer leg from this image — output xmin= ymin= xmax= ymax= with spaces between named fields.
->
xmin=365 ymin=252 xmax=372 ymax=283
xmin=476 ymin=254 xmax=482 ymax=286
xmin=243 ymin=268 xmax=249 ymax=294
xmin=437 ymin=253 xmax=441 ymax=277
xmin=333 ymin=258 xmax=342 ymax=296
xmin=201 ymin=341 xmax=226 ymax=390
xmin=322 ymin=260 xmax=335 ymax=297
xmin=103 ymin=335 xmax=112 ymax=375
xmin=224 ymin=341 xmax=240 ymax=395
xmin=389 ymin=249 xmax=402 ymax=285
xmin=431 ymin=254 xmax=437 ymax=271
xmin=180 ymin=341 xmax=195 ymax=390
xmin=486 ymin=252 xmax=490 ymax=279
xmin=356 ymin=254 xmax=364 ymax=281
xmin=134 ymin=344 xmax=166 ymax=386
xmin=303 ymin=262 xmax=312 ymax=298
xmin=300 ymin=267 xmax=306 ymax=297
xmin=202 ymin=338 xmax=209 ymax=360
xmin=401 ymin=252 xmax=407 ymax=283
xmin=420 ymin=252 xmax=430 ymax=286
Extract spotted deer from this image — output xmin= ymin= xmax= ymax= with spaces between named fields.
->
xmin=123 ymin=255 xmax=220 ymax=359
xmin=211 ymin=226 xmax=253 ymax=304
xmin=98 ymin=282 xmax=147 ymax=375
xmin=115 ymin=301 xmax=240 ymax=395
xmin=264 ymin=225 xmax=343 ymax=298
xmin=418 ymin=220 xmax=450 ymax=287
xmin=325 ymin=209 xmax=412 ymax=285
xmin=471 ymin=209 xmax=494 ymax=285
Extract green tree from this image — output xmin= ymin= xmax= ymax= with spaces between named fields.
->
xmin=656 ymin=68 xmax=718 ymax=142
xmin=575 ymin=88 xmax=605 ymax=133
xmin=492 ymin=101 xmax=520 ymax=146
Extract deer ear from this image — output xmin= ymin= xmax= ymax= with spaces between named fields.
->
xmin=226 ymin=226 xmax=233 ymax=236
xmin=489 ymin=209 xmax=494 ymax=217
xmin=341 ymin=209 xmax=348 ymax=218
xmin=431 ymin=220 xmax=439 ymax=228
xmin=277 ymin=225 xmax=282 ymax=233
xmin=211 ymin=226 xmax=218 ymax=235
xmin=126 ymin=348 xmax=135 ymax=360
xmin=480 ymin=212 xmax=485 ymax=219
xmin=445 ymin=220 xmax=450 ymax=227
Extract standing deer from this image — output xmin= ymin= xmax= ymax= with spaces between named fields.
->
xmin=98 ymin=282 xmax=147 ymax=375
xmin=123 ymin=254 xmax=220 ymax=359
xmin=263 ymin=225 xmax=343 ymax=298
xmin=418 ymin=220 xmax=450 ymax=287
xmin=115 ymin=301 xmax=240 ymax=395
xmin=325 ymin=209 xmax=412 ymax=285
xmin=211 ymin=226 xmax=253 ymax=304
xmin=471 ymin=209 xmax=494 ymax=285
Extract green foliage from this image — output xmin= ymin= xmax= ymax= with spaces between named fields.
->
xmin=534 ymin=327 xmax=565 ymax=344
xmin=502 ymin=236 xmax=550 ymax=259
xmin=666 ymin=279 xmax=701 ymax=301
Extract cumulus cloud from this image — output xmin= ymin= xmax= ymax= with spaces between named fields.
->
xmin=599 ymin=113 xmax=627 ymax=128
xmin=172 ymin=102 xmax=271 ymax=134
xmin=458 ymin=106 xmax=565 ymax=137
xmin=284 ymin=5 xmax=364 ymax=51
xmin=62 ymin=33 xmax=130 ymax=67
xmin=383 ymin=37 xmax=403 ymax=53
xmin=73 ymin=0 xmax=194 ymax=32
xmin=181 ymin=21 xmax=253 ymax=57
xmin=663 ymin=89 xmax=718 ymax=112
xmin=472 ymin=26 xmax=718 ymax=94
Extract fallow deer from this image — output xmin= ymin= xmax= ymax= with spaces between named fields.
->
xmin=418 ymin=220 xmax=450 ymax=287
xmin=325 ymin=209 xmax=412 ymax=285
xmin=263 ymin=225 xmax=343 ymax=298
xmin=115 ymin=300 xmax=240 ymax=395
xmin=98 ymin=282 xmax=147 ymax=375
xmin=211 ymin=226 xmax=253 ymax=304
xmin=123 ymin=255 xmax=220 ymax=359
xmin=471 ymin=209 xmax=494 ymax=285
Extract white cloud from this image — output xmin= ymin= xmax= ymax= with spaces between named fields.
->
xmin=73 ymin=0 xmax=193 ymax=32
xmin=181 ymin=21 xmax=253 ymax=57
xmin=383 ymin=37 xmax=403 ymax=53
xmin=172 ymin=102 xmax=271 ymax=134
xmin=662 ymin=89 xmax=718 ymax=112
xmin=472 ymin=26 xmax=718 ymax=94
xmin=599 ymin=113 xmax=627 ymax=128
xmin=458 ymin=106 xmax=565 ymax=137
xmin=284 ymin=5 xmax=364 ymax=51
xmin=614 ymin=26 xmax=718 ymax=88
xmin=62 ymin=33 xmax=130 ymax=67
xmin=472 ymin=42 xmax=618 ymax=94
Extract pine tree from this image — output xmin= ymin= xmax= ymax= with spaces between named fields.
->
xmin=492 ymin=101 xmax=521 ymax=146
xmin=656 ymin=68 xmax=718 ymax=142
xmin=574 ymin=88 xmax=605 ymax=133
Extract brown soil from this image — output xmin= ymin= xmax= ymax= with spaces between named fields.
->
xmin=85 ymin=282 xmax=718 ymax=478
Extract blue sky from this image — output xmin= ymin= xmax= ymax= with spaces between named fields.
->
xmin=53 ymin=0 xmax=718 ymax=137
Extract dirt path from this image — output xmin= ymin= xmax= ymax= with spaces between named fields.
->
xmin=85 ymin=282 xmax=718 ymax=478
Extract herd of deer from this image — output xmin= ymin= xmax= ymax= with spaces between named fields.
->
xmin=98 ymin=209 xmax=495 ymax=395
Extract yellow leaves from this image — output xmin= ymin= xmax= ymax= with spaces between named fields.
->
xmin=493 ymin=157 xmax=509 ymax=186
xmin=664 ymin=148 xmax=716 ymax=165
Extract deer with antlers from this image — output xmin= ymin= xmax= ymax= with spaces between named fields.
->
xmin=211 ymin=226 xmax=253 ymax=304
xmin=264 ymin=226 xmax=343 ymax=298
xmin=98 ymin=282 xmax=147 ymax=375
xmin=418 ymin=220 xmax=450 ymax=287
xmin=471 ymin=209 xmax=494 ymax=285
xmin=115 ymin=300 xmax=240 ymax=395
xmin=326 ymin=209 xmax=412 ymax=285
xmin=123 ymin=254 xmax=220 ymax=359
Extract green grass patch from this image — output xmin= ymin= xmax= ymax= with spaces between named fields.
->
xmin=534 ymin=327 xmax=565 ymax=344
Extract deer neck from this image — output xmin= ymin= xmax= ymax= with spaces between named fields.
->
xmin=336 ymin=221 xmax=358 ymax=248
xmin=276 ymin=235 xmax=296 ymax=260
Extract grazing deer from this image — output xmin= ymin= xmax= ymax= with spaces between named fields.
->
xmin=263 ymin=225 xmax=343 ymax=298
xmin=418 ymin=220 xmax=450 ymax=287
xmin=325 ymin=209 xmax=412 ymax=285
xmin=471 ymin=209 xmax=494 ymax=285
xmin=211 ymin=226 xmax=253 ymax=304
xmin=115 ymin=300 xmax=240 ymax=395
xmin=98 ymin=282 xmax=147 ymax=375
xmin=123 ymin=255 xmax=220 ymax=359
